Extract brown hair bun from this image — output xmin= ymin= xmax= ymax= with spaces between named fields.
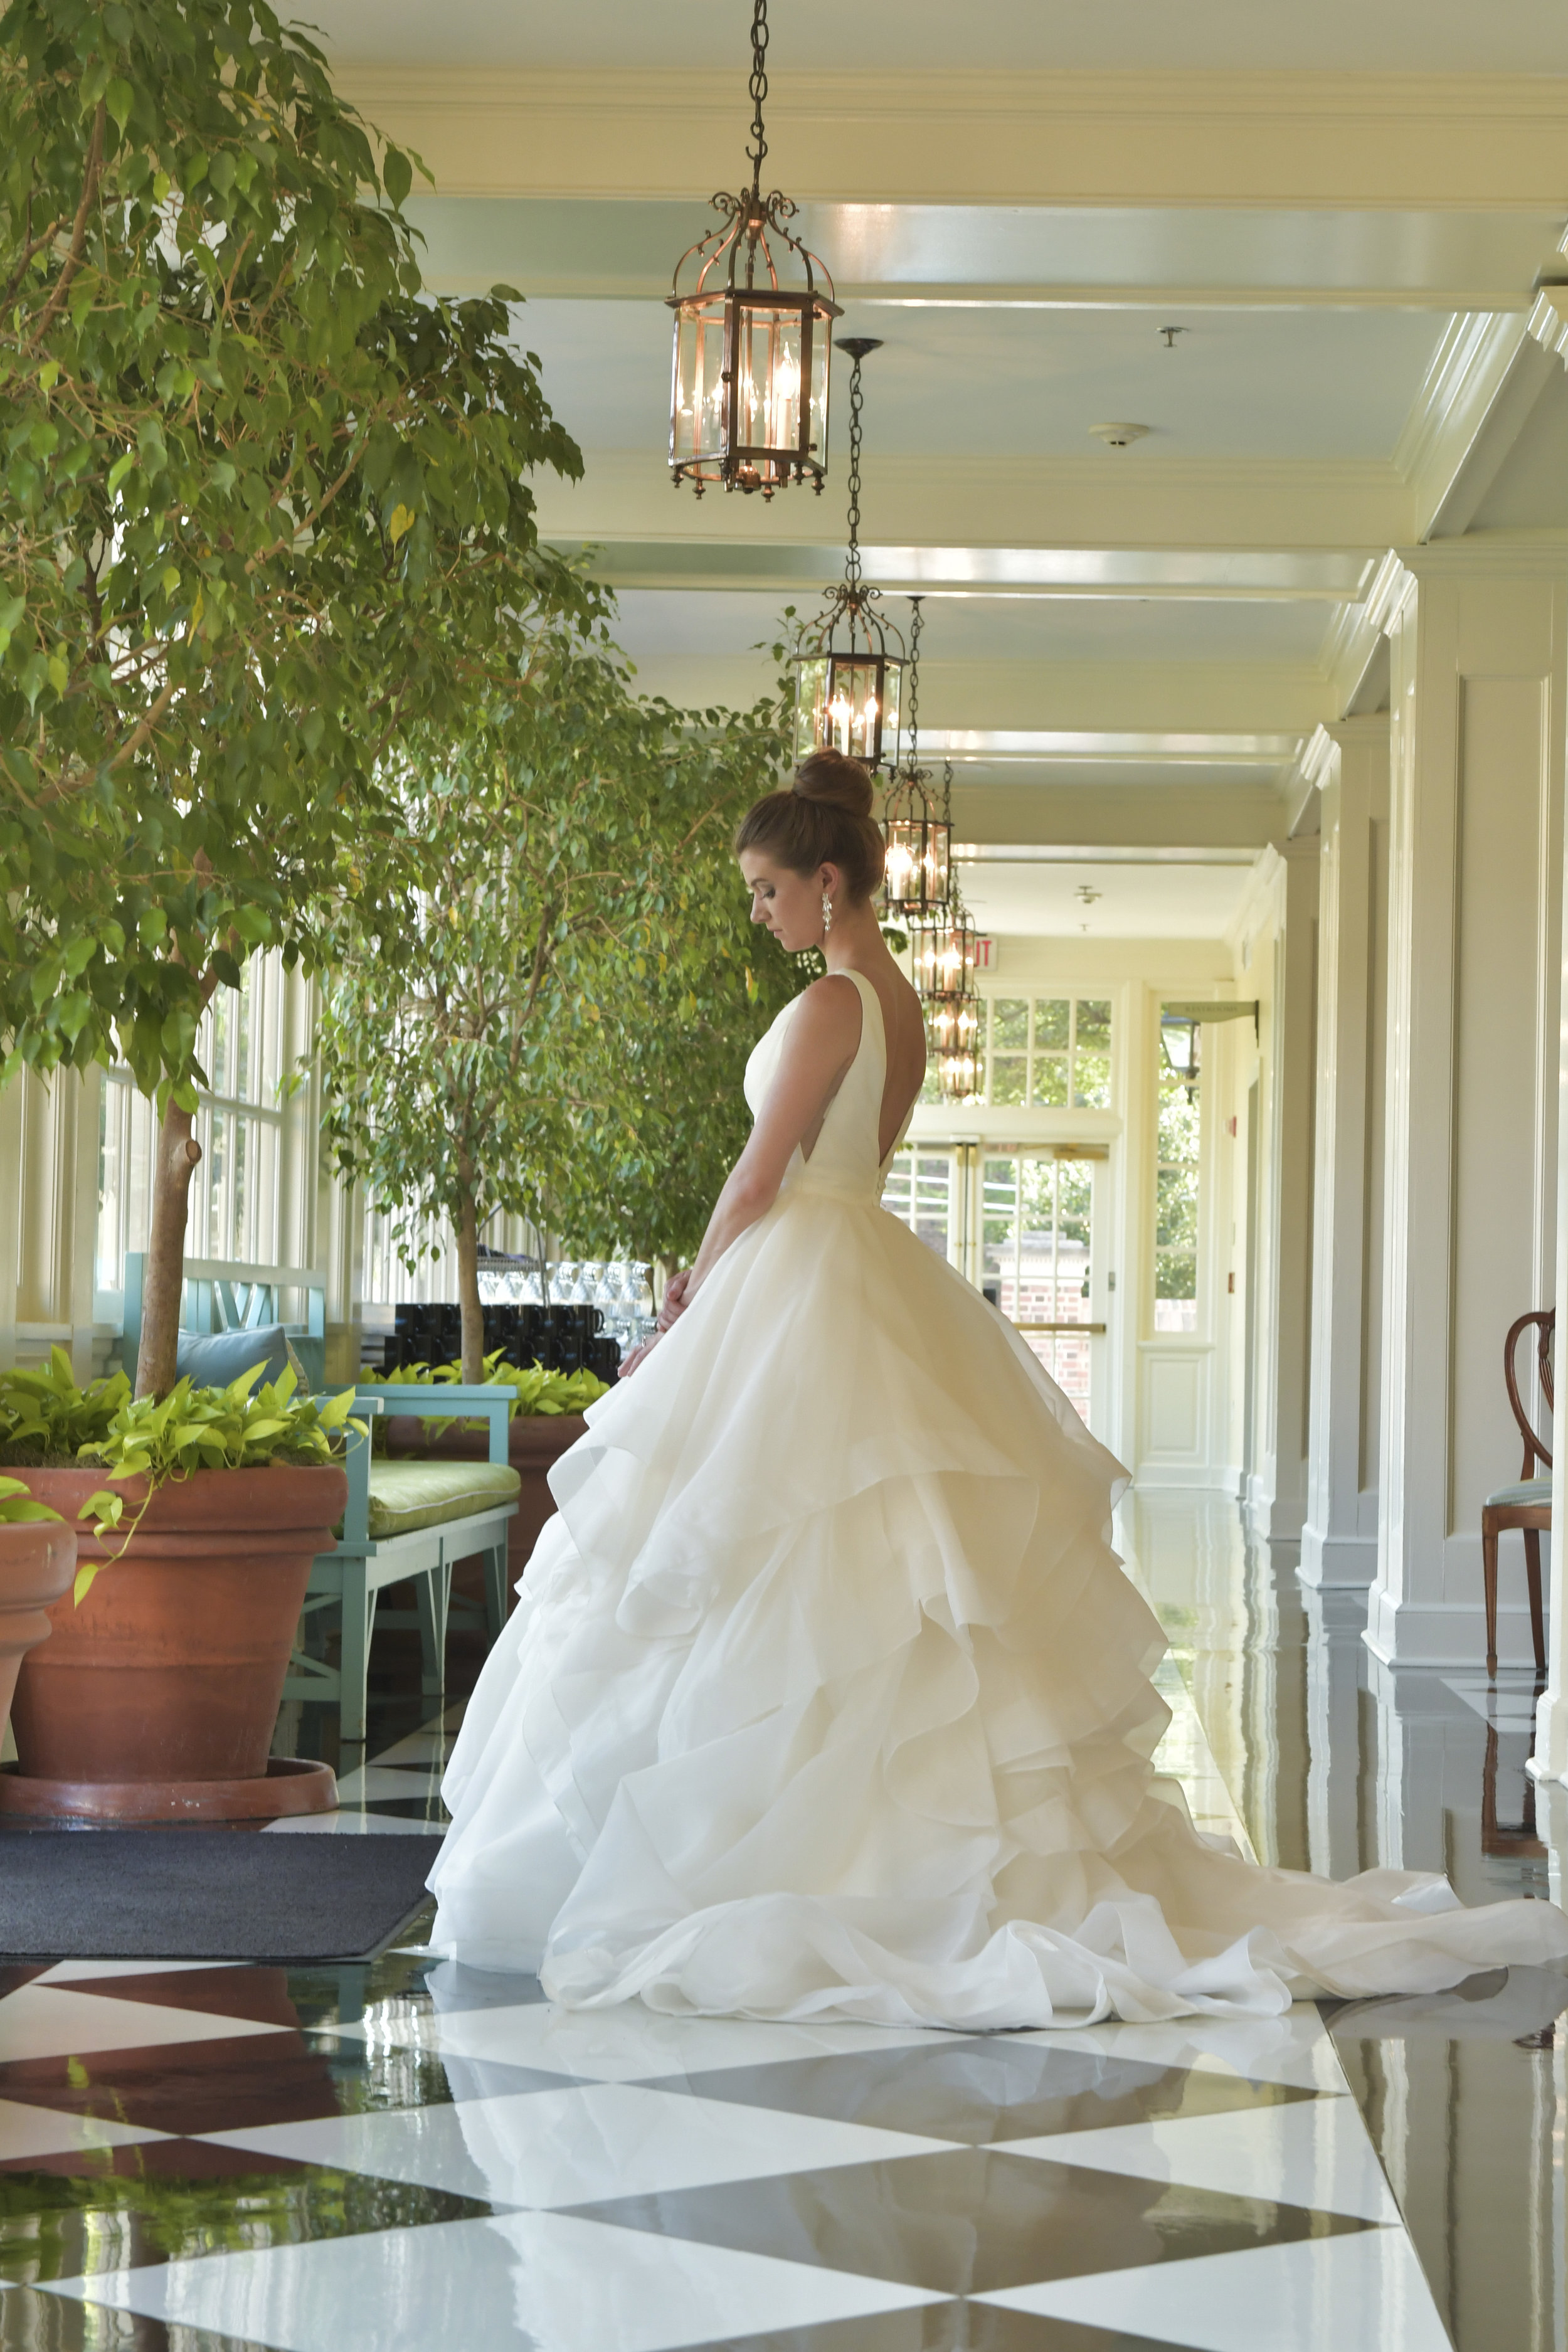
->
xmin=792 ymin=750 xmax=875 ymax=820
xmin=734 ymin=750 xmax=885 ymax=903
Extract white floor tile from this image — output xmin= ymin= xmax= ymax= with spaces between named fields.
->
xmin=262 ymin=1811 xmax=449 ymax=1835
xmin=1443 ymin=1677 xmax=1539 ymax=1728
xmin=980 ymin=2227 xmax=1451 ymax=2351
xmin=36 ymin=1960 xmax=247 ymax=1983
xmin=1009 ymin=2091 xmax=1401 ymax=2225
xmin=0 ymin=1984 xmax=289 ymax=2064
xmin=45 ymin=2208 xmax=943 ymax=2352
xmin=324 ymin=1996 xmax=957 ymax=2082
xmin=0 ymin=2097 xmax=170 ymax=2163
xmin=201 ymin=2079 xmax=955 ymax=2205
xmin=331 ymin=1765 xmax=445 ymax=1804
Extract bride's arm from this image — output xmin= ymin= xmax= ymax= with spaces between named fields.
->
xmin=620 ymin=980 xmax=862 ymax=1372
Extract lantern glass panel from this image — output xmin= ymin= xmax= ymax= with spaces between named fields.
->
xmin=670 ymin=301 xmax=728 ymax=471
xmin=882 ymin=817 xmax=926 ymax=911
xmin=731 ymin=298 xmax=812 ymax=467
xmin=798 ymin=653 xmax=894 ymax=766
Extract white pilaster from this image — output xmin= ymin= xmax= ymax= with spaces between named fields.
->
xmin=1249 ymin=837 xmax=1319 ymax=1545
xmin=1300 ymin=717 xmax=1391 ymax=1588
xmin=1367 ymin=547 xmax=1567 ymax=1671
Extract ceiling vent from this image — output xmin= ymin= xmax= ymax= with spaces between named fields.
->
xmin=1088 ymin=421 xmax=1151 ymax=448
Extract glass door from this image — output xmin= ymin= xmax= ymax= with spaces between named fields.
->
xmin=978 ymin=1149 xmax=1104 ymax=1425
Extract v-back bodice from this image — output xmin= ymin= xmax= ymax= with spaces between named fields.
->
xmin=743 ymin=968 xmax=911 ymax=1206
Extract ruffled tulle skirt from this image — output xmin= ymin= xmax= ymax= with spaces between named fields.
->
xmin=427 ymin=1186 xmax=1568 ymax=2027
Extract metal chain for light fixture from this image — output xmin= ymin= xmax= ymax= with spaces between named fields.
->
xmin=842 ymin=344 xmax=868 ymax=592
xmin=746 ymin=0 xmax=770 ymax=188
xmin=905 ymin=596 xmax=922 ymax=767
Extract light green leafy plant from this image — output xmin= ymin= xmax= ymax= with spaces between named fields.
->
xmin=366 ymin=1352 xmax=610 ymax=1420
xmin=0 ymin=1347 xmax=132 ymax=1463
xmin=0 ymin=1475 xmax=63 ymax=1526
xmin=74 ymin=1364 xmax=360 ymax=1604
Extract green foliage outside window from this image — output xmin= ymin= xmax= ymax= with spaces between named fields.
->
xmin=981 ymin=997 xmax=1113 ymax=1109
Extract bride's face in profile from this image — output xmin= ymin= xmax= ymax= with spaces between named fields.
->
xmin=739 ymin=850 xmax=836 ymax=953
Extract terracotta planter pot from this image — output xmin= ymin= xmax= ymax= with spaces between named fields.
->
xmin=2 ymin=1462 xmax=346 ymax=1821
xmin=386 ymin=1412 xmax=588 ymax=1614
xmin=0 ymin=1519 xmax=77 ymax=1746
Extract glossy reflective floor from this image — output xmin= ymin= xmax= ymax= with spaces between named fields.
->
xmin=0 ymin=1494 xmax=1561 ymax=2351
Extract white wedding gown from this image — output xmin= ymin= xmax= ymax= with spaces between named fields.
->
xmin=428 ymin=968 xmax=1568 ymax=2027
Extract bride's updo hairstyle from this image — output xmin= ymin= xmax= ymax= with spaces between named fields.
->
xmin=734 ymin=750 xmax=886 ymax=903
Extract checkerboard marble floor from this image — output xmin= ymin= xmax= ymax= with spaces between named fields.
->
xmin=0 ymin=1686 xmax=1454 ymax=2352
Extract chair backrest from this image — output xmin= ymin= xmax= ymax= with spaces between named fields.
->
xmin=1504 ymin=1309 xmax=1554 ymax=1477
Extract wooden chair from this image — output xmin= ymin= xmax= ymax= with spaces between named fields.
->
xmin=1481 ymin=1309 xmax=1554 ymax=1680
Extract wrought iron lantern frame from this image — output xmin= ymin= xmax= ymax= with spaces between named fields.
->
xmin=667 ymin=0 xmax=840 ymax=499
xmin=880 ymin=597 xmax=952 ymax=920
xmin=793 ymin=338 xmax=906 ymax=770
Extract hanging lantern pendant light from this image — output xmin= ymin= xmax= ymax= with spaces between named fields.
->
xmin=667 ymin=0 xmax=840 ymax=499
xmin=908 ymin=756 xmax=980 ymax=1100
xmin=881 ymin=597 xmax=952 ymax=919
xmin=794 ymin=339 xmax=906 ymax=768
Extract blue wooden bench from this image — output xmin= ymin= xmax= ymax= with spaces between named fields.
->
xmin=282 ymin=1384 xmax=519 ymax=1746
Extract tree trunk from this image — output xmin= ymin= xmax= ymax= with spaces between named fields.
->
xmin=454 ymin=1178 xmax=485 ymax=1387
xmin=135 ymin=1097 xmax=203 ymax=1399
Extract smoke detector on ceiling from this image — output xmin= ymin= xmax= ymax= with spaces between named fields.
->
xmin=1088 ymin=421 xmax=1150 ymax=448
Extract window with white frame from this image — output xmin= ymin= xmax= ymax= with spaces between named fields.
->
xmin=1153 ymin=1014 xmax=1201 ymax=1333
xmin=97 ymin=955 xmax=286 ymax=1295
xmin=980 ymin=995 xmax=1113 ymax=1109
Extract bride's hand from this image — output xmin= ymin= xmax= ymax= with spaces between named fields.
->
xmin=656 ymin=1269 xmax=692 ymax=1333
xmin=618 ymin=1333 xmax=662 ymax=1379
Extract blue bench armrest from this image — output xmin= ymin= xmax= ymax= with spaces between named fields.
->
xmin=328 ymin=1383 xmax=513 ymax=1557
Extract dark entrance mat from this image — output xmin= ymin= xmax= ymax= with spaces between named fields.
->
xmin=0 ymin=1830 xmax=444 ymax=1962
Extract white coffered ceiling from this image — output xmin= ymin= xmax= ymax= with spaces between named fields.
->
xmin=297 ymin=4 xmax=1568 ymax=931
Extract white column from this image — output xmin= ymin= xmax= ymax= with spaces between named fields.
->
xmin=1251 ymin=837 xmax=1319 ymax=1545
xmin=1367 ymin=548 xmax=1566 ymax=1671
xmin=1301 ymin=718 xmax=1391 ymax=1587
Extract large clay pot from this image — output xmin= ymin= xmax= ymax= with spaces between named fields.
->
xmin=386 ymin=1412 xmax=587 ymax=1614
xmin=0 ymin=1519 xmax=77 ymax=1745
xmin=1 ymin=1463 xmax=346 ymax=1821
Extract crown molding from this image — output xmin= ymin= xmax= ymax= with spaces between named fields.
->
xmin=337 ymin=67 xmax=1568 ymax=208
xmin=1528 ymin=286 xmax=1568 ymax=363
xmin=1391 ymin=312 xmax=1532 ymax=538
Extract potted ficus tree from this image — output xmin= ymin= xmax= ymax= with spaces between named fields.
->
xmin=315 ymin=632 xmax=798 ymax=1589
xmin=0 ymin=0 xmax=589 ymax=1811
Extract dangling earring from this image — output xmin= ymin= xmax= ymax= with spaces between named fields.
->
xmin=821 ymin=889 xmax=834 ymax=937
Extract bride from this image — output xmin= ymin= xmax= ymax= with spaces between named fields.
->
xmin=428 ymin=751 xmax=1568 ymax=2028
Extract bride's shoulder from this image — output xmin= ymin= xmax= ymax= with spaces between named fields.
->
xmin=785 ymin=973 xmax=864 ymax=1051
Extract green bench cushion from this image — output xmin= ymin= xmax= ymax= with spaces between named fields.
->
xmin=355 ymin=1460 xmax=521 ymax=1540
xmin=1485 ymin=1477 xmax=1553 ymax=1510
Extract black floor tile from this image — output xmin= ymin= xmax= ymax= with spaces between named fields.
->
xmin=0 ymin=2141 xmax=495 ymax=2284
xmin=688 ymin=2307 xmax=1221 ymax=2351
xmin=0 ymin=2027 xmax=553 ymax=2136
xmin=568 ymin=2143 xmax=1374 ymax=2296
xmin=649 ymin=2036 xmax=1320 ymax=2145
xmin=0 ymin=2279 xmax=263 ymax=2351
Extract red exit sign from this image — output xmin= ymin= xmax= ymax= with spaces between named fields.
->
xmin=974 ymin=937 xmax=997 ymax=970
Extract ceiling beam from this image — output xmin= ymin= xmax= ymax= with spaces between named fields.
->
xmin=533 ymin=452 xmax=1409 ymax=554
xmin=340 ymin=69 xmax=1568 ymax=211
